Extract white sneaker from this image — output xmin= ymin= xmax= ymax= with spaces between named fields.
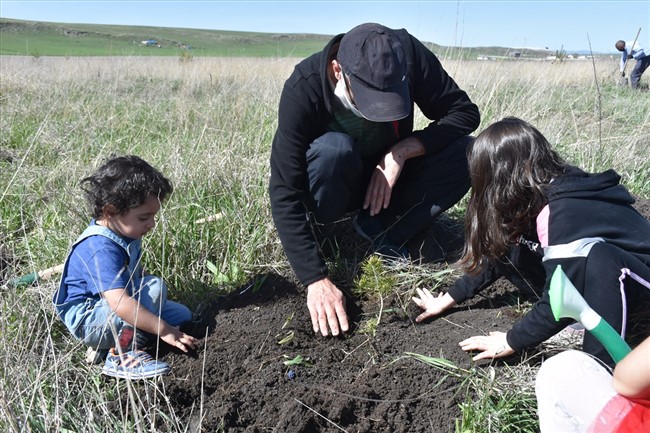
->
xmin=85 ymin=346 xmax=109 ymax=364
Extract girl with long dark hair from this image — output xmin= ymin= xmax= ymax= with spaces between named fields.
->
xmin=414 ymin=117 xmax=650 ymax=367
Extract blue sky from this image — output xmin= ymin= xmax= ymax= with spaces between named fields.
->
xmin=1 ymin=1 xmax=648 ymax=53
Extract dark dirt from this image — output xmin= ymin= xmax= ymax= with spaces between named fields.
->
xmin=160 ymin=198 xmax=650 ymax=433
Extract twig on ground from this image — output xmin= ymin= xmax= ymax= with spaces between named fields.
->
xmin=199 ymin=327 xmax=209 ymax=432
xmin=293 ymin=398 xmax=349 ymax=432
xmin=194 ymin=213 xmax=223 ymax=224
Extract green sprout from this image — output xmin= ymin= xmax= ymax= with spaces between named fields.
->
xmin=358 ymin=317 xmax=379 ymax=337
xmin=206 ymin=259 xmax=242 ymax=285
xmin=281 ymin=312 xmax=294 ymax=329
xmin=277 ymin=331 xmax=295 ymax=345
xmin=282 ymin=354 xmax=313 ymax=367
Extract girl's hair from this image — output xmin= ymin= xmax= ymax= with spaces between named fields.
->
xmin=459 ymin=117 xmax=567 ymax=274
xmin=80 ymin=155 xmax=173 ymax=218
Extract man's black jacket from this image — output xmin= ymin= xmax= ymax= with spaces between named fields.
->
xmin=269 ymin=27 xmax=480 ymax=286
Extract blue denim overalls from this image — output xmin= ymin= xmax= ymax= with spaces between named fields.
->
xmin=53 ymin=222 xmax=191 ymax=349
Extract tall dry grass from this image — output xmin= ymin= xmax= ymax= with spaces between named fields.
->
xmin=1 ymin=54 xmax=648 ymax=432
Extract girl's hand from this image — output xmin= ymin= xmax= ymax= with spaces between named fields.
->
xmin=412 ymin=288 xmax=457 ymax=322
xmin=459 ymin=331 xmax=514 ymax=361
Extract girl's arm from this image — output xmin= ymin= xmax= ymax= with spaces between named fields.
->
xmin=613 ymin=336 xmax=650 ymax=399
xmin=103 ymin=288 xmax=197 ymax=352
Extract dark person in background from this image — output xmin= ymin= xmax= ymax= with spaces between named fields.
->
xmin=616 ymin=39 xmax=649 ymax=89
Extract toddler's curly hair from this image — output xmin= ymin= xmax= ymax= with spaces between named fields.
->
xmin=81 ymin=155 xmax=173 ymax=218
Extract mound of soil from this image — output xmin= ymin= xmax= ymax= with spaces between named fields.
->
xmin=160 ymin=198 xmax=650 ymax=433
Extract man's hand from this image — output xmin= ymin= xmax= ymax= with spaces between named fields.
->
xmin=307 ymin=278 xmax=349 ymax=336
xmin=412 ymin=288 xmax=457 ymax=322
xmin=364 ymin=151 xmax=403 ymax=216
xmin=364 ymin=137 xmax=425 ymax=216
xmin=459 ymin=331 xmax=514 ymax=361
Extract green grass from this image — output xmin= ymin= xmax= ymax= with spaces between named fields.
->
xmin=0 ymin=17 xmax=333 ymax=57
xmin=406 ymin=353 xmax=539 ymax=433
xmin=0 ymin=17 xmax=581 ymax=60
xmin=1 ymin=53 xmax=649 ymax=432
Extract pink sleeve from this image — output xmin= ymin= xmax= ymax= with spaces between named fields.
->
xmin=536 ymin=205 xmax=550 ymax=248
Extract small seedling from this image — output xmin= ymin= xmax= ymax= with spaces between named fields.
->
xmin=277 ymin=312 xmax=296 ymax=344
xmin=282 ymin=354 xmax=313 ymax=367
xmin=352 ymin=256 xmax=398 ymax=335
xmin=251 ymin=274 xmax=267 ymax=293
xmin=353 ymin=255 xmax=395 ymax=298
xmin=277 ymin=331 xmax=294 ymax=345
xmin=281 ymin=312 xmax=294 ymax=330
xmin=358 ymin=317 xmax=379 ymax=337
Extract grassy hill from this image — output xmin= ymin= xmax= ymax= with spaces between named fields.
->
xmin=0 ymin=17 xmax=564 ymax=59
xmin=0 ymin=18 xmax=334 ymax=57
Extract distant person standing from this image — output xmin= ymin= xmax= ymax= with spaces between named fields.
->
xmin=616 ymin=39 xmax=649 ymax=89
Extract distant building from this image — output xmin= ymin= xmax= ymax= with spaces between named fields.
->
xmin=509 ymin=51 xmax=522 ymax=58
xmin=141 ymin=39 xmax=158 ymax=46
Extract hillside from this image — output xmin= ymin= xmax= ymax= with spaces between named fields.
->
xmin=0 ymin=17 xmax=559 ymax=59
xmin=0 ymin=18 xmax=332 ymax=57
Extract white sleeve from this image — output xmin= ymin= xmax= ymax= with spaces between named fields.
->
xmin=536 ymin=350 xmax=616 ymax=433
xmin=632 ymin=44 xmax=645 ymax=60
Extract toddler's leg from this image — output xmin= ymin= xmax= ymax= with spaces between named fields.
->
xmin=162 ymin=300 xmax=192 ymax=327
xmin=136 ymin=275 xmax=192 ymax=327
xmin=134 ymin=275 xmax=166 ymax=313
xmin=78 ymin=298 xmax=124 ymax=350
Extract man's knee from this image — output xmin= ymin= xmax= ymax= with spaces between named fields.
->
xmin=453 ymin=134 xmax=475 ymax=150
xmin=307 ymin=132 xmax=360 ymax=171
xmin=419 ymin=135 xmax=472 ymax=175
xmin=306 ymin=133 xmax=363 ymax=221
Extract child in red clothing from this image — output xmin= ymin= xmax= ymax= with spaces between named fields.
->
xmin=536 ymin=336 xmax=650 ymax=432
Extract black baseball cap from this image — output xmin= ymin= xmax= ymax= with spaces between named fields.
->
xmin=337 ymin=23 xmax=410 ymax=122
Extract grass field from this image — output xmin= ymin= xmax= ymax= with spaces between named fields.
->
xmin=1 ymin=52 xmax=649 ymax=432
xmin=1 ymin=17 xmax=570 ymax=60
xmin=0 ymin=18 xmax=333 ymax=57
